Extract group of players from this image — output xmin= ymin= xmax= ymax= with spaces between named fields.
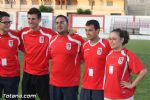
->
xmin=0 ymin=7 xmax=148 ymax=100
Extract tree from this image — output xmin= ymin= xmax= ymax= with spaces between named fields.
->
xmin=84 ymin=9 xmax=92 ymax=14
xmin=77 ymin=8 xmax=83 ymax=14
xmin=39 ymin=5 xmax=54 ymax=12
xmin=77 ymin=8 xmax=92 ymax=14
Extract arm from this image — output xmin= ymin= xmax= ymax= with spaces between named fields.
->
xmin=18 ymin=30 xmax=25 ymax=52
xmin=68 ymin=28 xmax=77 ymax=35
xmin=121 ymin=68 xmax=148 ymax=89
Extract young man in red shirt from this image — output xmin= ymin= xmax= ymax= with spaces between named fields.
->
xmin=49 ymin=15 xmax=84 ymax=100
xmin=20 ymin=8 xmax=56 ymax=100
xmin=80 ymin=20 xmax=111 ymax=100
xmin=0 ymin=11 xmax=21 ymax=100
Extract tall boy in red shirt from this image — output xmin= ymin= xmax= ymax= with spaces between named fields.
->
xmin=20 ymin=8 xmax=56 ymax=100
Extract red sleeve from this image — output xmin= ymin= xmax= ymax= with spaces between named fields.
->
xmin=103 ymin=39 xmax=112 ymax=55
xmin=71 ymin=33 xmax=85 ymax=62
xmin=128 ymin=50 xmax=145 ymax=74
xmin=50 ymin=29 xmax=57 ymax=36
xmin=48 ymin=35 xmax=58 ymax=59
xmin=42 ymin=27 xmax=57 ymax=36
xmin=48 ymin=47 xmax=52 ymax=59
xmin=81 ymin=41 xmax=87 ymax=62
xmin=78 ymin=35 xmax=85 ymax=62
xmin=18 ymin=30 xmax=25 ymax=52
xmin=79 ymin=45 xmax=84 ymax=62
xmin=73 ymin=33 xmax=85 ymax=44
xmin=9 ymin=30 xmax=25 ymax=52
xmin=48 ymin=32 xmax=57 ymax=59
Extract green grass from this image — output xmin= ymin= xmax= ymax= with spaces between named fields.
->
xmin=2 ymin=40 xmax=149 ymax=100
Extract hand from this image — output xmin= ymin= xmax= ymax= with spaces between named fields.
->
xmin=120 ymin=81 xmax=134 ymax=89
xmin=68 ymin=28 xmax=77 ymax=35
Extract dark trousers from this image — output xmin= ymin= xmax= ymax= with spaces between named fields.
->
xmin=49 ymin=85 xmax=78 ymax=100
xmin=80 ymin=88 xmax=104 ymax=100
xmin=0 ymin=76 xmax=20 ymax=100
xmin=22 ymin=72 xmax=49 ymax=100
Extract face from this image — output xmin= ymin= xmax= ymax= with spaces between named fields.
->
xmin=0 ymin=16 xmax=11 ymax=33
xmin=85 ymin=25 xmax=99 ymax=40
xmin=56 ymin=17 xmax=68 ymax=35
xmin=108 ymin=32 xmax=124 ymax=50
xmin=27 ymin=14 xmax=41 ymax=30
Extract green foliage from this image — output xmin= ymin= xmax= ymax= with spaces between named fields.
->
xmin=77 ymin=8 xmax=83 ymax=14
xmin=84 ymin=9 xmax=92 ymax=14
xmin=39 ymin=5 xmax=54 ymax=12
xmin=77 ymin=8 xmax=92 ymax=14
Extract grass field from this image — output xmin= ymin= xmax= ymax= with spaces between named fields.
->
xmin=2 ymin=40 xmax=149 ymax=100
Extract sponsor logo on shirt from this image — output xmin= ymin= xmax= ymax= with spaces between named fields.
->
xmin=8 ymin=40 xmax=13 ymax=47
xmin=66 ymin=43 xmax=71 ymax=50
xmin=97 ymin=48 xmax=102 ymax=55
xmin=118 ymin=57 xmax=124 ymax=64
xmin=39 ymin=36 xmax=44 ymax=43
xmin=84 ymin=48 xmax=90 ymax=52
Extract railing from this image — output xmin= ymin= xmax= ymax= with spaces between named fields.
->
xmin=111 ymin=21 xmax=150 ymax=35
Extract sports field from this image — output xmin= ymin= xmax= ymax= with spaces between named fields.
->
xmin=3 ymin=40 xmax=149 ymax=100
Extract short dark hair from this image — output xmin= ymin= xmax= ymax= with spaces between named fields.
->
xmin=56 ymin=15 xmax=68 ymax=23
xmin=27 ymin=7 xmax=41 ymax=19
xmin=111 ymin=28 xmax=130 ymax=45
xmin=0 ymin=11 xmax=10 ymax=21
xmin=86 ymin=20 xmax=100 ymax=30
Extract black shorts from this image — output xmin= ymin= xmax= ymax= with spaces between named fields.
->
xmin=49 ymin=84 xmax=78 ymax=100
xmin=80 ymin=88 xmax=104 ymax=100
xmin=0 ymin=76 xmax=20 ymax=100
xmin=22 ymin=72 xmax=49 ymax=100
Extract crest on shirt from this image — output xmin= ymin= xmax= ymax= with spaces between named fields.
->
xmin=66 ymin=43 xmax=71 ymax=50
xmin=8 ymin=40 xmax=13 ymax=47
xmin=97 ymin=48 xmax=102 ymax=55
xmin=118 ymin=57 xmax=124 ymax=64
xmin=39 ymin=36 xmax=44 ymax=43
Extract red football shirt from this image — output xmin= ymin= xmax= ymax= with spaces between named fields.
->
xmin=82 ymin=38 xmax=111 ymax=90
xmin=20 ymin=27 xmax=56 ymax=75
xmin=0 ymin=30 xmax=20 ymax=77
xmin=49 ymin=33 xmax=84 ymax=87
xmin=104 ymin=48 xmax=145 ymax=99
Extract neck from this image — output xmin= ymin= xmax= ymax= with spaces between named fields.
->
xmin=0 ymin=30 xmax=7 ymax=35
xmin=90 ymin=36 xmax=100 ymax=45
xmin=113 ymin=46 xmax=123 ymax=52
xmin=58 ymin=31 xmax=69 ymax=36
xmin=30 ymin=26 xmax=40 ymax=31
